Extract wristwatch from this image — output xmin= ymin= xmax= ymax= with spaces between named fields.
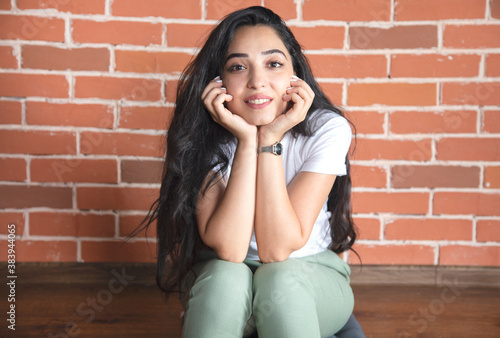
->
xmin=257 ymin=141 xmax=283 ymax=156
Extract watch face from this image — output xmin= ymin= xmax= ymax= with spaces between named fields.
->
xmin=275 ymin=142 xmax=282 ymax=155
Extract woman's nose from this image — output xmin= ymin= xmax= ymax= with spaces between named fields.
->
xmin=247 ymin=68 xmax=267 ymax=89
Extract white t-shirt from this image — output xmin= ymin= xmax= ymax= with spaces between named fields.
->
xmin=222 ymin=109 xmax=352 ymax=260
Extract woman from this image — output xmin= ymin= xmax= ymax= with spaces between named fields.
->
xmin=140 ymin=6 xmax=359 ymax=337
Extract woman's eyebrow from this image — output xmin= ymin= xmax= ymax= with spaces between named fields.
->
xmin=224 ymin=49 xmax=287 ymax=64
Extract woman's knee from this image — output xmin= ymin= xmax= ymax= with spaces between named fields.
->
xmin=193 ymin=259 xmax=253 ymax=297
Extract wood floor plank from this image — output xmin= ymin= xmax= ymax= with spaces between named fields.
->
xmin=4 ymin=263 xmax=500 ymax=337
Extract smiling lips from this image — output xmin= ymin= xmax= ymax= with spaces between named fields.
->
xmin=244 ymin=95 xmax=273 ymax=108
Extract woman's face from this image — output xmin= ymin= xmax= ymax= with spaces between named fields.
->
xmin=222 ymin=25 xmax=295 ymax=126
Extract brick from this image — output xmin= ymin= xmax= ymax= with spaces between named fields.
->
xmin=81 ymin=240 xmax=155 ymax=262
xmin=395 ymin=0 xmax=486 ymax=20
xmin=115 ymin=50 xmax=192 ymax=74
xmin=0 ymin=101 xmax=22 ymax=124
xmin=0 ymin=130 xmax=76 ymax=155
xmin=112 ymin=0 xmax=201 ymax=19
xmin=317 ymin=83 xmax=343 ymax=106
xmin=75 ymin=76 xmax=161 ymax=102
xmin=18 ymin=0 xmax=105 ymax=14
xmin=0 ymin=46 xmax=17 ymax=69
xmin=0 ymin=0 xmax=11 ymax=9
xmin=493 ymin=0 xmax=500 ymax=19
xmin=434 ymin=192 xmax=500 ymax=216
xmin=440 ymin=246 xmax=500 ymax=266
xmin=165 ymin=80 xmax=179 ymax=103
xmin=77 ymin=186 xmax=158 ymax=211
xmin=206 ymin=0 xmax=261 ymax=20
xmin=26 ymin=102 xmax=114 ymax=128
xmin=0 ymin=73 xmax=69 ymax=98
xmin=119 ymin=106 xmax=172 ymax=130
xmin=347 ymin=83 xmax=436 ymax=106
xmin=15 ymin=240 xmax=77 ymax=262
xmin=390 ymin=110 xmax=477 ymax=134
xmin=119 ymin=214 xmax=156 ymax=238
xmin=385 ymin=218 xmax=472 ymax=241
xmin=484 ymin=166 xmax=500 ymax=189
xmin=0 ymin=185 xmax=72 ymax=208
xmin=483 ymin=111 xmax=500 ymax=133
xmin=0 ymin=15 xmax=65 ymax=42
xmin=31 ymin=158 xmax=118 ymax=183
xmin=477 ymin=220 xmax=500 ymax=242
xmin=443 ymin=82 xmax=500 ymax=106
xmin=353 ymin=217 xmax=380 ymax=240
xmin=166 ymin=23 xmax=213 ymax=48
xmin=263 ymin=0 xmax=297 ymax=20
xmin=352 ymin=192 xmax=429 ymax=214
xmin=308 ymin=54 xmax=386 ymax=78
xmin=350 ymin=25 xmax=437 ymax=49
xmin=351 ymin=165 xmax=386 ymax=188
xmin=72 ymin=20 xmax=162 ymax=46
xmin=485 ymin=54 xmax=500 ymax=77
xmin=290 ymin=26 xmax=344 ymax=50
xmin=303 ymin=0 xmax=391 ymax=21
xmin=30 ymin=212 xmax=115 ymax=237
xmin=79 ymin=132 xmax=164 ymax=157
xmin=121 ymin=160 xmax=163 ymax=183
xmin=444 ymin=25 xmax=500 ymax=49
xmin=352 ymin=139 xmax=432 ymax=161
xmin=437 ymin=138 xmax=500 ymax=161
xmin=345 ymin=110 xmax=385 ymax=134
xmin=391 ymin=165 xmax=480 ymax=189
xmin=22 ymin=46 xmax=109 ymax=71
xmin=0 ymin=158 xmax=26 ymax=182
xmin=349 ymin=244 xmax=435 ymax=265
xmin=0 ymin=212 xmax=25 ymax=236
xmin=391 ymin=54 xmax=480 ymax=78
xmin=442 ymin=82 xmax=500 ymax=106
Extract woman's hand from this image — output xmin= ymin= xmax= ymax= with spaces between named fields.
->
xmin=202 ymin=76 xmax=257 ymax=142
xmin=259 ymin=75 xmax=315 ymax=145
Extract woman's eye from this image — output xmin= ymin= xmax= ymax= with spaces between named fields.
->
xmin=269 ymin=61 xmax=283 ymax=68
xmin=228 ymin=64 xmax=245 ymax=72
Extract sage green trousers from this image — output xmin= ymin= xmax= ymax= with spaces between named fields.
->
xmin=180 ymin=250 xmax=354 ymax=338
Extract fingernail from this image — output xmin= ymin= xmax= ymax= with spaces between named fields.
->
xmin=226 ymin=94 xmax=233 ymax=99
xmin=216 ymin=79 xmax=223 ymax=83
xmin=292 ymin=75 xmax=299 ymax=79
xmin=286 ymin=87 xmax=293 ymax=90
xmin=213 ymin=75 xmax=220 ymax=80
xmin=221 ymin=87 xmax=226 ymax=90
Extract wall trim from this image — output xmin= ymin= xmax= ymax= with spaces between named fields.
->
xmin=6 ymin=263 xmax=500 ymax=288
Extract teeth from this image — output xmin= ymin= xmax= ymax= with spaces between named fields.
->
xmin=247 ymin=99 xmax=271 ymax=104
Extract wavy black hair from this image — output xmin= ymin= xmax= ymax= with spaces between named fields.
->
xmin=135 ymin=6 xmax=357 ymax=295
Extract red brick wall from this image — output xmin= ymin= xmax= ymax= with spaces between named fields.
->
xmin=0 ymin=0 xmax=499 ymax=266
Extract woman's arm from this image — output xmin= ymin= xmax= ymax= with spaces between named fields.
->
xmin=197 ymin=140 xmax=257 ymax=263
xmin=196 ymin=76 xmax=258 ymax=263
xmin=255 ymin=76 xmax=328 ymax=262
xmin=255 ymin=153 xmax=336 ymax=262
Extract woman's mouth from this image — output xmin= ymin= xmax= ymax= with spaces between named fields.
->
xmin=244 ymin=95 xmax=273 ymax=108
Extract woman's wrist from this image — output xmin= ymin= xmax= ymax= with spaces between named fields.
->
xmin=258 ymin=129 xmax=283 ymax=148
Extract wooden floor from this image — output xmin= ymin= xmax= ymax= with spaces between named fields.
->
xmin=5 ymin=263 xmax=500 ymax=337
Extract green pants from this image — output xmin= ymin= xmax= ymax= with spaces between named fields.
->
xmin=180 ymin=250 xmax=354 ymax=338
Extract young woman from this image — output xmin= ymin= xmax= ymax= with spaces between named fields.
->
xmin=140 ymin=6 xmax=359 ymax=337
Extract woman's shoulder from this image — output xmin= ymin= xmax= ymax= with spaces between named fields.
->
xmin=308 ymin=108 xmax=351 ymax=137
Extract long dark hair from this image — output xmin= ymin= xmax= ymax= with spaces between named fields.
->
xmin=136 ymin=6 xmax=357 ymax=295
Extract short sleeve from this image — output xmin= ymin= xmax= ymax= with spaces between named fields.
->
xmin=300 ymin=113 xmax=352 ymax=176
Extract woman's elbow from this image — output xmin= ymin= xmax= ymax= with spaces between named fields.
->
xmin=258 ymin=248 xmax=292 ymax=263
xmin=213 ymin=246 xmax=247 ymax=264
